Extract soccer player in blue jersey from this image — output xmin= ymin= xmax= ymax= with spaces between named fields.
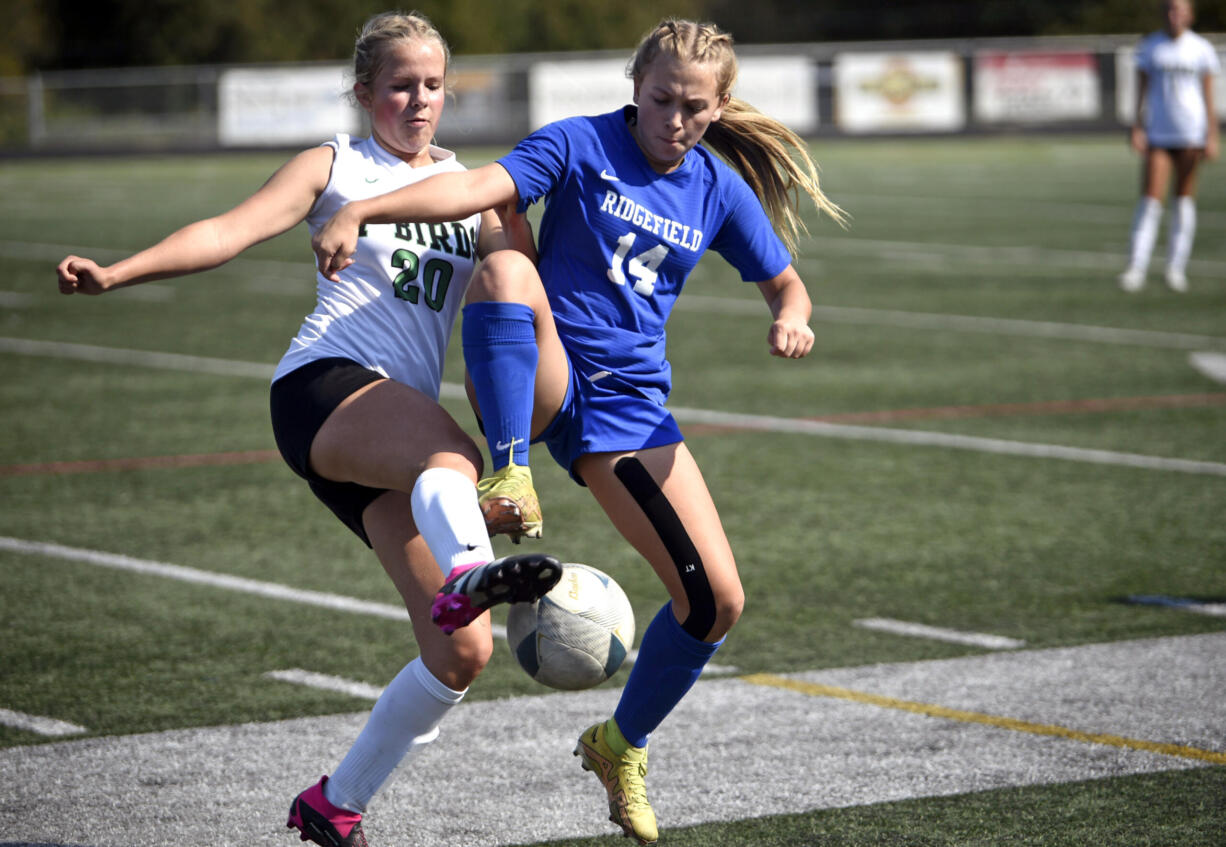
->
xmin=313 ymin=18 xmax=844 ymax=844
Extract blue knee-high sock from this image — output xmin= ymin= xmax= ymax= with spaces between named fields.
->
xmin=613 ymin=602 xmax=723 ymax=748
xmin=462 ymin=301 xmax=537 ymax=471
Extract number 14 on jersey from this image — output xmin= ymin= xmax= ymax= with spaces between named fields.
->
xmin=607 ymin=232 xmax=668 ymax=296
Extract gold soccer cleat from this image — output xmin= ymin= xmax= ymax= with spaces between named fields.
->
xmin=574 ymin=720 xmax=658 ymax=845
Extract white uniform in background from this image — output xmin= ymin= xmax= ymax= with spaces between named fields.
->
xmin=1121 ymin=30 xmax=1221 ymax=292
xmin=1136 ymin=28 xmax=1221 ymax=149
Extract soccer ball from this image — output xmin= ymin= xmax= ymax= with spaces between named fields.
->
xmin=506 ymin=563 xmax=635 ymax=691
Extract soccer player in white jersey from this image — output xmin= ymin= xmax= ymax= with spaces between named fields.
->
xmin=313 ymin=19 xmax=845 ymax=844
xmin=1120 ymin=0 xmax=1220 ymax=292
xmin=56 ymin=13 xmax=564 ymax=847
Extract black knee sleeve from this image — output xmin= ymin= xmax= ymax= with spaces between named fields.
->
xmin=614 ymin=456 xmax=716 ymax=640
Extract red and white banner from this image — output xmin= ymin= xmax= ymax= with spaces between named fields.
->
xmin=974 ymin=51 xmax=1100 ymax=123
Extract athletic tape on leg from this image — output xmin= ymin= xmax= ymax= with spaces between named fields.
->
xmin=614 ymin=456 xmax=715 ymax=640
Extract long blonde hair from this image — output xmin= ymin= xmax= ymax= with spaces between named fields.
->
xmin=628 ymin=19 xmax=848 ymax=252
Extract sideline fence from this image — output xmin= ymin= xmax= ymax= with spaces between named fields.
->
xmin=2 ymin=34 xmax=1222 ymax=154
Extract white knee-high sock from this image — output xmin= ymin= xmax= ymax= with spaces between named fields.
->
xmin=410 ymin=466 xmax=494 ymax=575
xmin=1166 ymin=196 xmax=1197 ymax=274
xmin=1127 ymin=197 xmax=1163 ymax=272
xmin=324 ymin=658 xmax=466 ymax=813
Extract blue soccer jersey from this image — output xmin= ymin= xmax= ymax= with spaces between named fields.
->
xmin=497 ymin=106 xmax=790 ymax=403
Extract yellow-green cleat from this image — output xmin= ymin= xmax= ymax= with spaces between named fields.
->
xmin=573 ymin=720 xmax=658 ymax=845
xmin=476 ymin=464 xmax=542 ymax=543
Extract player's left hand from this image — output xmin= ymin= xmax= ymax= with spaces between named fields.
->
xmin=767 ymin=318 xmax=814 ymax=358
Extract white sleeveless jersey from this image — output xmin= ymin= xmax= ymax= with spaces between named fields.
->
xmin=1136 ymin=29 xmax=1222 ymax=148
xmin=272 ymin=134 xmax=482 ymax=399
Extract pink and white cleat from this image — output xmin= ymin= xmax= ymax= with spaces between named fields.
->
xmin=287 ymin=776 xmax=367 ymax=847
xmin=431 ymin=553 xmax=562 ymax=634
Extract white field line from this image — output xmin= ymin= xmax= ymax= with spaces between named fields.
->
xmin=0 ymin=708 xmax=88 ymax=737
xmin=1126 ymin=595 xmax=1226 ymax=618
xmin=0 ymin=537 xmax=745 ymax=677
xmin=0 ymin=536 xmax=411 ymax=622
xmin=5 ymin=336 xmax=1224 ymax=476
xmin=264 ymin=669 xmax=385 ymax=701
xmin=0 ymin=291 xmax=34 ymax=307
xmin=103 ymin=284 xmax=177 ymax=302
xmin=2 ymin=337 xmax=276 ymax=380
xmin=678 ymin=295 xmax=1226 ymax=352
xmin=263 ymin=662 xmax=735 ymax=697
xmin=1190 ymin=352 xmax=1226 ymax=384
xmin=15 ymin=234 xmax=1226 ymax=279
xmin=11 ymin=239 xmax=1226 ymax=351
xmin=670 ymin=405 xmax=1226 ymax=478
xmin=854 ymin=618 xmax=1026 ymax=650
xmin=830 ymin=190 xmax=1226 ymax=230
xmin=0 ymin=337 xmax=470 ymax=399
xmin=801 ymin=234 xmax=1226 ymax=277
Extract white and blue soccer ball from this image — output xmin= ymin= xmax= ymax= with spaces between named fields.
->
xmin=506 ymin=563 xmax=635 ymax=691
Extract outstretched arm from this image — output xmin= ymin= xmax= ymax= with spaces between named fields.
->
xmin=755 ymin=264 xmax=814 ymax=359
xmin=313 ymin=162 xmax=519 ymax=281
xmin=57 ymin=146 xmax=332 ymax=295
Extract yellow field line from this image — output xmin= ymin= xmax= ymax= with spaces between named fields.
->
xmin=741 ymin=674 xmax=1226 ymax=765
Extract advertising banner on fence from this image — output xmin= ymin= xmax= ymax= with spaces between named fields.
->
xmin=974 ymin=51 xmax=1100 ymax=124
xmin=834 ymin=52 xmax=964 ymax=133
xmin=529 ymin=59 xmax=627 ymax=129
xmin=219 ymin=66 xmax=361 ymax=146
xmin=731 ymin=56 xmax=818 ymax=134
xmin=437 ymin=66 xmax=517 ymax=142
xmin=528 ymin=55 xmax=817 ymax=133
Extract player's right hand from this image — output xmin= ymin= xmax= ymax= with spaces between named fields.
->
xmin=1129 ymin=126 xmax=1147 ymax=155
xmin=311 ymin=205 xmax=360 ymax=282
xmin=56 ymin=256 xmax=112 ymax=295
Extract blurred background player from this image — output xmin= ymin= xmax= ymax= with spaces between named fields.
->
xmin=1120 ymin=0 xmax=1220 ymax=292
xmin=55 ymin=12 xmax=561 ymax=847
xmin=311 ymin=17 xmax=844 ymax=844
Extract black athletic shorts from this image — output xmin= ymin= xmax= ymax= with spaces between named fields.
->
xmin=269 ymin=357 xmax=386 ymax=547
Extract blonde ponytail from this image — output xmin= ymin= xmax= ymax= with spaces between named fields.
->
xmin=702 ymin=98 xmax=847 ymax=253
xmin=629 ymin=19 xmax=847 ymax=255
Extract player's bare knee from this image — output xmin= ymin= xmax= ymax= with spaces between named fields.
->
xmin=450 ymin=647 xmax=490 ymax=688
xmin=708 ymin=590 xmax=744 ymax=641
xmin=426 ymin=443 xmax=484 ymax=483
xmin=720 ymin=586 xmax=745 ymax=627
xmin=467 ymin=250 xmax=536 ymax=303
xmin=427 ymin=632 xmax=491 ymax=689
